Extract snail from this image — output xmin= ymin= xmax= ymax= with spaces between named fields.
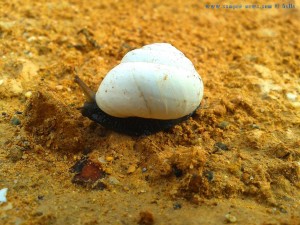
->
xmin=75 ymin=43 xmax=204 ymax=136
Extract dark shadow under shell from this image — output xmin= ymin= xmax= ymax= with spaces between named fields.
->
xmin=80 ymin=102 xmax=196 ymax=136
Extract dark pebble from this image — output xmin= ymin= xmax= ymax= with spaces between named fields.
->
xmin=69 ymin=156 xmax=88 ymax=173
xmin=138 ymin=211 xmax=154 ymax=225
xmin=11 ymin=117 xmax=21 ymax=125
xmin=15 ymin=111 xmax=23 ymax=114
xmin=93 ymin=181 xmax=107 ymax=190
xmin=32 ymin=212 xmax=43 ymax=217
xmin=279 ymin=207 xmax=287 ymax=213
xmin=204 ymin=170 xmax=214 ymax=182
xmin=2 ymin=112 xmax=7 ymax=116
xmin=173 ymin=203 xmax=182 ymax=210
xmin=83 ymin=148 xmax=92 ymax=155
xmin=172 ymin=165 xmax=183 ymax=178
xmin=214 ymin=142 xmax=229 ymax=151
xmin=37 ymin=195 xmax=44 ymax=200
xmin=218 ymin=121 xmax=230 ymax=129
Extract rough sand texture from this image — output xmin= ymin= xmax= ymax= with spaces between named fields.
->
xmin=0 ymin=0 xmax=300 ymax=224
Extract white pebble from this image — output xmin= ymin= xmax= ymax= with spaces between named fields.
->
xmin=257 ymin=28 xmax=277 ymax=38
xmin=286 ymin=92 xmax=297 ymax=101
xmin=0 ymin=79 xmax=3 ymax=86
xmin=24 ymin=91 xmax=32 ymax=98
xmin=98 ymin=156 xmax=107 ymax=164
xmin=27 ymin=36 xmax=37 ymax=42
xmin=254 ymin=64 xmax=271 ymax=78
xmin=56 ymin=85 xmax=64 ymax=90
xmin=10 ymin=79 xmax=24 ymax=94
xmin=225 ymin=213 xmax=237 ymax=223
xmin=108 ymin=176 xmax=120 ymax=185
xmin=0 ymin=188 xmax=8 ymax=204
xmin=0 ymin=21 xmax=16 ymax=30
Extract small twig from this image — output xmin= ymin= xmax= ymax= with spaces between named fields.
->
xmin=77 ymin=28 xmax=100 ymax=49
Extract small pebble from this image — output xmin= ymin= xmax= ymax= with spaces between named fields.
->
xmin=37 ymin=195 xmax=44 ymax=200
xmin=27 ymin=36 xmax=37 ymax=42
xmin=142 ymin=167 xmax=147 ymax=173
xmin=108 ymin=176 xmax=120 ymax=185
xmin=11 ymin=117 xmax=21 ymax=125
xmin=257 ymin=28 xmax=277 ymax=38
xmin=15 ymin=111 xmax=23 ymax=114
xmin=127 ymin=165 xmax=136 ymax=174
xmin=105 ymin=156 xmax=114 ymax=162
xmin=98 ymin=156 xmax=107 ymax=164
xmin=173 ymin=203 xmax=182 ymax=210
xmin=24 ymin=91 xmax=32 ymax=98
xmin=218 ymin=121 xmax=230 ymax=129
xmin=251 ymin=124 xmax=260 ymax=129
xmin=254 ymin=64 xmax=271 ymax=78
xmin=225 ymin=213 xmax=237 ymax=223
xmin=0 ymin=188 xmax=8 ymax=204
xmin=0 ymin=21 xmax=16 ymax=30
xmin=270 ymin=207 xmax=279 ymax=214
xmin=10 ymin=79 xmax=23 ymax=94
xmin=55 ymin=85 xmax=64 ymax=90
xmin=104 ymin=167 xmax=113 ymax=174
xmin=204 ymin=170 xmax=214 ymax=182
xmin=279 ymin=207 xmax=288 ymax=213
xmin=172 ymin=166 xmax=183 ymax=177
xmin=213 ymin=105 xmax=227 ymax=116
xmin=286 ymin=92 xmax=297 ymax=101
xmin=214 ymin=142 xmax=229 ymax=151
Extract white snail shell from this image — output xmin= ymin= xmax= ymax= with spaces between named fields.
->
xmin=95 ymin=43 xmax=204 ymax=120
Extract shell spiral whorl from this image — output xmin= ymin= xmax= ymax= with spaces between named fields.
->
xmin=95 ymin=43 xmax=204 ymax=120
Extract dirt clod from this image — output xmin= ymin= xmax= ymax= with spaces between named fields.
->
xmin=138 ymin=211 xmax=154 ymax=225
xmin=23 ymin=91 xmax=85 ymax=153
xmin=8 ymin=147 xmax=23 ymax=162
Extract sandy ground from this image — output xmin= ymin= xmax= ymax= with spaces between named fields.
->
xmin=1 ymin=0 xmax=300 ymax=224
